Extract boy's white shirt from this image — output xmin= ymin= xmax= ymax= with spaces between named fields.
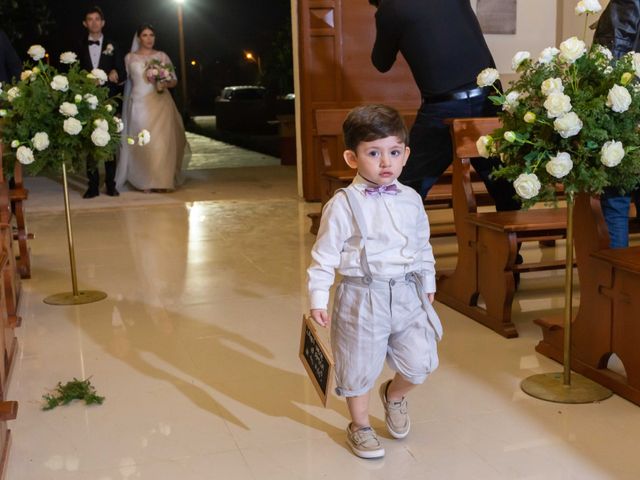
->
xmin=307 ymin=174 xmax=436 ymax=310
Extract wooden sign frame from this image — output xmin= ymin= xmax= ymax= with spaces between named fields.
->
xmin=299 ymin=315 xmax=334 ymax=407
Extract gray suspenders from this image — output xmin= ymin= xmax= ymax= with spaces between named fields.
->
xmin=338 ymin=187 xmax=443 ymax=341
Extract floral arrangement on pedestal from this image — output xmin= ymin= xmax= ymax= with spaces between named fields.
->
xmin=475 ymin=0 xmax=640 ymax=207
xmin=0 ymin=44 xmax=150 ymax=176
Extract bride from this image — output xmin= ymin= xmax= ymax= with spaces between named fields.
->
xmin=116 ymin=24 xmax=189 ymax=192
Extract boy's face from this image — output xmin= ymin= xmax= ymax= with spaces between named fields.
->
xmin=343 ymin=136 xmax=409 ymax=185
xmin=83 ymin=13 xmax=105 ymax=36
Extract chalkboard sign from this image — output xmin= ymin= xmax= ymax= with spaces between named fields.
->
xmin=299 ymin=315 xmax=334 ymax=407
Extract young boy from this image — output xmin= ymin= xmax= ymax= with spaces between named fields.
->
xmin=307 ymin=104 xmax=442 ymax=459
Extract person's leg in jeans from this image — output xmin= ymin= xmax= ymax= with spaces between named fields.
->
xmin=600 ymin=189 xmax=631 ymax=248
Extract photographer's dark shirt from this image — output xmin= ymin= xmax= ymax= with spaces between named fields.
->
xmin=371 ymin=0 xmax=495 ymax=96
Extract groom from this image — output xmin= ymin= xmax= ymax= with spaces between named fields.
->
xmin=78 ymin=6 xmax=126 ymax=198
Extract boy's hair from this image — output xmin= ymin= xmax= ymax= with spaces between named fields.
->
xmin=368 ymin=0 xmax=380 ymax=7
xmin=343 ymin=104 xmax=408 ymax=151
xmin=85 ymin=6 xmax=105 ymax=20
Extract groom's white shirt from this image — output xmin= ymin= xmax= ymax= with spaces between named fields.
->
xmin=88 ymin=34 xmax=104 ymax=69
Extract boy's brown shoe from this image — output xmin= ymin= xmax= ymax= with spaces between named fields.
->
xmin=379 ymin=379 xmax=410 ymax=439
xmin=346 ymin=423 xmax=385 ymax=459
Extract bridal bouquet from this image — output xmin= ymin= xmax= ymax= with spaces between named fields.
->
xmin=475 ymin=1 xmax=640 ymax=207
xmin=145 ymin=59 xmax=174 ymax=93
xmin=0 ymin=45 xmax=150 ymax=176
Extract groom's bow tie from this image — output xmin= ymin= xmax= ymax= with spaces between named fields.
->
xmin=364 ymin=184 xmax=399 ymax=197
xmin=88 ymin=40 xmax=100 ymax=46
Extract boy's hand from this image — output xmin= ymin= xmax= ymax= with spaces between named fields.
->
xmin=427 ymin=292 xmax=435 ymax=304
xmin=310 ymin=309 xmax=330 ymax=328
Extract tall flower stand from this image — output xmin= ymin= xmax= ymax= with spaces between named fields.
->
xmin=520 ymin=194 xmax=612 ymax=403
xmin=43 ymin=163 xmax=107 ymax=305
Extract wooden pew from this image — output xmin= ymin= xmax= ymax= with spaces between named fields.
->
xmin=0 ymin=146 xmax=23 ymax=330
xmin=308 ymin=108 xmax=492 ymax=235
xmin=535 ymin=194 xmax=640 ymax=406
xmin=10 ymin=161 xmax=31 ymax=280
xmin=436 ymin=117 xmax=569 ymax=338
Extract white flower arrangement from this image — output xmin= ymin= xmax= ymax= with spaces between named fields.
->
xmin=0 ymin=44 xmax=150 ymax=175
xmin=474 ymin=1 xmax=640 ymax=204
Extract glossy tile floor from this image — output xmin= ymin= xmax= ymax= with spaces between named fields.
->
xmin=7 ymin=163 xmax=640 ymax=479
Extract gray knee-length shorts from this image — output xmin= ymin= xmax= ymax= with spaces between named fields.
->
xmin=330 ymin=274 xmax=440 ymax=397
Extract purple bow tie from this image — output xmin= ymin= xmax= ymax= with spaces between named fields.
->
xmin=364 ymin=184 xmax=400 ymax=196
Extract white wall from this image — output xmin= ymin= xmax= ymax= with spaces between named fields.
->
xmin=473 ymin=0 xmax=558 ymax=74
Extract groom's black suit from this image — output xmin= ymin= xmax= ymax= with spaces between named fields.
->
xmin=77 ymin=36 xmax=126 ymax=196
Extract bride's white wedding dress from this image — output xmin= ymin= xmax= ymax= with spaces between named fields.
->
xmin=116 ymin=51 xmax=189 ymax=190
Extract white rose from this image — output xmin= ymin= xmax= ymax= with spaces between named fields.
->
xmin=27 ymin=45 xmax=46 ymax=61
xmin=74 ymin=94 xmax=83 ymax=103
xmin=138 ymin=129 xmax=151 ymax=146
xmin=50 ymin=75 xmax=69 ymax=92
xmin=583 ymin=0 xmax=602 ymax=13
xmin=16 ymin=146 xmax=35 ymax=165
xmin=632 ymin=52 xmax=640 ymax=78
xmin=10 ymin=140 xmax=20 ymax=148
xmin=31 ymin=132 xmax=50 ymax=151
xmin=0 ymin=109 xmax=7 ymax=117
xmin=476 ymin=135 xmax=493 ymax=158
xmin=105 ymin=104 xmax=113 ymax=113
xmin=88 ymin=69 xmax=108 ymax=85
xmin=503 ymin=131 xmax=517 ymax=143
xmin=7 ymin=87 xmax=20 ymax=102
xmin=544 ymin=92 xmax=572 ymax=118
xmin=127 ymin=137 xmax=135 ymax=145
xmin=553 ymin=112 xmax=583 ymax=138
xmin=600 ymin=140 xmax=625 ymax=167
xmin=60 ymin=51 xmax=78 ymax=64
xmin=20 ymin=70 xmax=32 ymax=81
xmin=63 ymin=117 xmax=83 ymax=135
xmin=606 ymin=85 xmax=632 ymax=113
xmin=511 ymin=51 xmax=531 ymax=71
xmin=84 ymin=94 xmax=99 ymax=110
xmin=524 ymin=111 xmax=537 ymax=123
xmin=91 ymin=128 xmax=111 ymax=147
xmin=513 ymin=173 xmax=541 ymax=200
xmin=502 ymin=91 xmax=520 ymax=113
xmin=94 ymin=118 xmax=109 ymax=131
xmin=114 ymin=117 xmax=124 ymax=133
xmin=59 ymin=102 xmax=79 ymax=117
xmin=545 ymin=152 xmax=573 ymax=178
xmin=541 ymin=77 xmax=564 ymax=96
xmin=559 ymin=37 xmax=587 ymax=64
xmin=594 ymin=44 xmax=613 ymax=60
xmin=538 ymin=47 xmax=560 ymax=64
xmin=476 ymin=68 xmax=500 ymax=87
xmin=575 ymin=1 xmax=587 ymax=14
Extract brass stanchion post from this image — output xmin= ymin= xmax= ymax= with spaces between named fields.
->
xmin=44 ymin=162 xmax=107 ymax=305
xmin=520 ymin=194 xmax=612 ymax=403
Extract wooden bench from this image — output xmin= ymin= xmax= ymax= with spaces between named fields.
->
xmin=436 ymin=117 xmax=569 ymax=338
xmin=535 ymin=194 xmax=640 ymax=406
xmin=308 ymin=108 xmax=491 ymax=235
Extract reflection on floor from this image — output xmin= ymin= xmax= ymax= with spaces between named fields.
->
xmin=7 ymin=165 xmax=640 ymax=479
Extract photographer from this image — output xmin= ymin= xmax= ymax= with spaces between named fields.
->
xmin=369 ymin=0 xmax=519 ymax=212
xmin=593 ymin=0 xmax=640 ymax=247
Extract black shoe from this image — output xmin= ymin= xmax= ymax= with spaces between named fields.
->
xmin=106 ymin=187 xmax=120 ymax=197
xmin=83 ymin=189 xmax=99 ymax=199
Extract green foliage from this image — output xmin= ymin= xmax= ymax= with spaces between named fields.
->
xmin=0 ymin=47 xmax=123 ymax=177
xmin=485 ymin=41 xmax=640 ymax=207
xmin=42 ymin=378 xmax=105 ymax=411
